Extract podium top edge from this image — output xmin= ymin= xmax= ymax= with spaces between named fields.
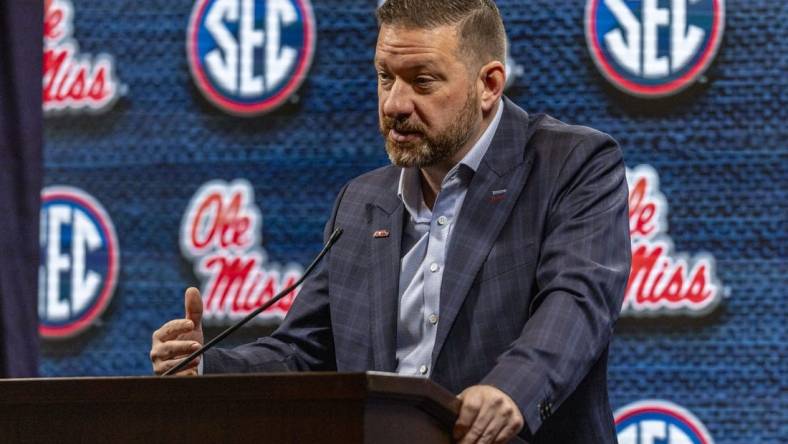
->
xmin=0 ymin=371 xmax=460 ymax=419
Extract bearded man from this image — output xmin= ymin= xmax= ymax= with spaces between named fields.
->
xmin=150 ymin=1 xmax=630 ymax=442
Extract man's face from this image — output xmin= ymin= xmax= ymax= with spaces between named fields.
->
xmin=375 ymin=24 xmax=482 ymax=168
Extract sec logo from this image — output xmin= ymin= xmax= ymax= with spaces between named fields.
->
xmin=187 ymin=0 xmax=316 ymax=116
xmin=39 ymin=187 xmax=120 ymax=339
xmin=615 ymin=400 xmax=715 ymax=444
xmin=585 ymin=0 xmax=725 ymax=97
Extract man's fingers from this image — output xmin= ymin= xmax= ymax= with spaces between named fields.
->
xmin=493 ymin=417 xmax=524 ymax=444
xmin=184 ymin=287 xmax=203 ymax=327
xmin=150 ymin=289 xmax=205 ymax=375
xmin=152 ymin=354 xmax=201 ymax=375
xmin=150 ymin=340 xmax=201 ymax=362
xmin=454 ymin=386 xmax=525 ymax=444
xmin=454 ymin=391 xmax=483 ymax=440
xmin=173 ymin=368 xmax=198 ymax=377
xmin=493 ymin=401 xmax=525 ymax=443
xmin=477 ymin=412 xmax=507 ymax=444
xmin=152 ymin=319 xmax=194 ymax=343
xmin=457 ymin=397 xmax=496 ymax=444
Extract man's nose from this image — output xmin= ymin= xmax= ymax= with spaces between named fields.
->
xmin=382 ymin=80 xmax=415 ymax=119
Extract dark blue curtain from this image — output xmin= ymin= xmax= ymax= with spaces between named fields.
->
xmin=0 ymin=0 xmax=43 ymax=378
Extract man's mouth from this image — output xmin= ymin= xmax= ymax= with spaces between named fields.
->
xmin=389 ymin=128 xmax=422 ymax=142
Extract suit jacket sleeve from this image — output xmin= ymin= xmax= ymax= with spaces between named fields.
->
xmin=203 ymin=184 xmax=349 ymax=374
xmin=480 ymin=131 xmax=631 ymax=435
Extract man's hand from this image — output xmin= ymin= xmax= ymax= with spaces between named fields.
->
xmin=150 ymin=287 xmax=205 ymax=376
xmin=454 ymin=385 xmax=525 ymax=444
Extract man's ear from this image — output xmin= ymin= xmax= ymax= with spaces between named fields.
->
xmin=478 ymin=61 xmax=506 ymax=114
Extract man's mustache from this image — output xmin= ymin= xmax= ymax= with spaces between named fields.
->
xmin=381 ymin=117 xmax=426 ymax=134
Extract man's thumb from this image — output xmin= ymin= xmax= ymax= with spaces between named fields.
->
xmin=184 ymin=287 xmax=203 ymax=328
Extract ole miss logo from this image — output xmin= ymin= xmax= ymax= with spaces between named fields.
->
xmin=39 ymin=187 xmax=120 ymax=339
xmin=615 ymin=400 xmax=715 ymax=444
xmin=187 ymin=0 xmax=316 ymax=116
xmin=180 ymin=179 xmax=303 ymax=324
xmin=585 ymin=0 xmax=725 ymax=97
xmin=44 ymin=0 xmax=121 ymax=113
xmin=623 ymin=165 xmax=723 ymax=317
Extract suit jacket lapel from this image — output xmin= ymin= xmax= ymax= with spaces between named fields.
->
xmin=432 ymin=99 xmax=536 ymax=365
xmin=367 ymin=183 xmax=404 ymax=372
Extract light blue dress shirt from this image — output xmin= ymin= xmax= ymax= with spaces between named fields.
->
xmin=395 ymin=101 xmax=504 ymax=377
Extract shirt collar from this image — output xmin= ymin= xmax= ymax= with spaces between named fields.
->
xmin=397 ymin=100 xmax=504 ymax=219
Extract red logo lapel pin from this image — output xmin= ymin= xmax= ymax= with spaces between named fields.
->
xmin=490 ymin=189 xmax=507 ymax=203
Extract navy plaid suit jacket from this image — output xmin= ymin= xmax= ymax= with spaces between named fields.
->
xmin=205 ymin=98 xmax=631 ymax=443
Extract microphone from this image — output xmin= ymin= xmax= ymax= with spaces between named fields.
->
xmin=163 ymin=227 xmax=343 ymax=376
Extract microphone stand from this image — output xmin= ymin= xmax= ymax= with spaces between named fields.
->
xmin=163 ymin=228 xmax=343 ymax=376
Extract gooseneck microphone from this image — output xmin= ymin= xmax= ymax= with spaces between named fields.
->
xmin=163 ymin=227 xmax=343 ymax=376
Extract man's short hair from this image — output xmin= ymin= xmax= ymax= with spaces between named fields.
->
xmin=376 ymin=0 xmax=507 ymax=68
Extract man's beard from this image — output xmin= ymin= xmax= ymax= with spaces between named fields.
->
xmin=379 ymin=89 xmax=480 ymax=168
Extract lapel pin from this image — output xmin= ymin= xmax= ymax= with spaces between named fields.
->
xmin=490 ymin=189 xmax=507 ymax=203
xmin=373 ymin=229 xmax=390 ymax=238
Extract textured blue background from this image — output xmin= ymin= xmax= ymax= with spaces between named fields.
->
xmin=42 ymin=1 xmax=786 ymax=442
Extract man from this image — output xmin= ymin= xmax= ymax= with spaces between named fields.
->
xmin=150 ymin=1 xmax=630 ymax=443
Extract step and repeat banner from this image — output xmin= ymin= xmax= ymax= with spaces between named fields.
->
xmin=40 ymin=0 xmax=784 ymax=442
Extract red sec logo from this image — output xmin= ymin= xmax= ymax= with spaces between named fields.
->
xmin=615 ymin=400 xmax=715 ymax=444
xmin=585 ymin=0 xmax=725 ymax=97
xmin=187 ymin=0 xmax=316 ymax=116
xmin=39 ymin=187 xmax=120 ymax=339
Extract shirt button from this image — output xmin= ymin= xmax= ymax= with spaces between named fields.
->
xmin=419 ymin=365 xmax=428 ymax=375
xmin=437 ymin=216 xmax=448 ymax=226
xmin=428 ymin=314 xmax=438 ymax=325
xmin=429 ymin=263 xmax=439 ymax=273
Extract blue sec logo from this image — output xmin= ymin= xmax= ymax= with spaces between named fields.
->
xmin=39 ymin=187 xmax=120 ymax=339
xmin=187 ymin=0 xmax=316 ymax=116
xmin=585 ymin=0 xmax=725 ymax=97
xmin=615 ymin=400 xmax=715 ymax=444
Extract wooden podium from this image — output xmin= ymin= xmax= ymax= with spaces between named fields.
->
xmin=0 ymin=372 xmax=460 ymax=443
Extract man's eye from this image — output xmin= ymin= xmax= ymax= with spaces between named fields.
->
xmin=378 ymin=72 xmax=392 ymax=83
xmin=415 ymin=77 xmax=435 ymax=88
